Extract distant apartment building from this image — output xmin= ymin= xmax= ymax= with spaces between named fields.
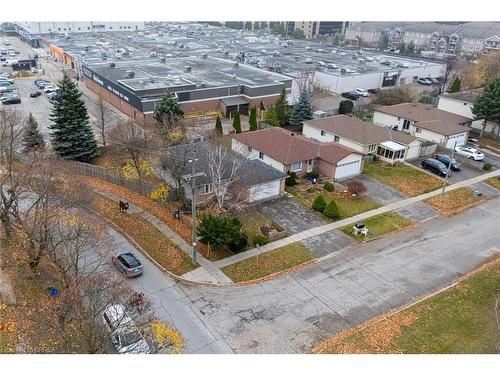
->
xmin=345 ymin=22 xmax=500 ymax=55
xmin=294 ymin=22 xmax=347 ymax=38
xmin=15 ymin=22 xmax=146 ymax=35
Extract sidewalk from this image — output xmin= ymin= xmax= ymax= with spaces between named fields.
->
xmin=213 ymin=169 xmax=500 ymax=269
xmin=93 ymin=189 xmax=232 ymax=284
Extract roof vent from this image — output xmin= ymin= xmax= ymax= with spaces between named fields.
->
xmin=233 ymin=62 xmax=239 ymax=68
xmin=160 ymin=57 xmax=166 ymax=63
xmin=126 ymin=70 xmax=135 ymax=78
xmin=184 ymin=66 xmax=192 ymax=73
xmin=109 ymin=62 xmax=115 ymax=68
xmin=201 ymin=53 xmax=208 ymax=59
xmin=150 ymin=76 xmax=158 ymax=83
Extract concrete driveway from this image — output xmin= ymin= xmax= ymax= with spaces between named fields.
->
xmin=181 ymin=197 xmax=500 ymax=353
xmin=343 ymin=174 xmax=406 ymax=205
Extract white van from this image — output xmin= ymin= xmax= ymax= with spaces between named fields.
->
xmin=327 ymin=63 xmax=338 ymax=69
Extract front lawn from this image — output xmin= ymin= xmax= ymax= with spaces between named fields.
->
xmin=340 ymin=212 xmax=412 ymax=241
xmin=221 ymin=242 xmax=315 ymax=282
xmin=426 ymin=187 xmax=484 ymax=216
xmin=314 ymin=257 xmax=500 ymax=353
xmin=364 ymin=162 xmax=442 ymax=196
xmin=485 ymin=176 xmax=500 ymax=190
xmin=286 ymin=183 xmax=380 ymax=220
xmin=91 ymin=194 xmax=197 ymax=275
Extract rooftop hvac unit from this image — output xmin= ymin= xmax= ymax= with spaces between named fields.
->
xmin=223 ymin=51 xmax=229 ymax=58
xmin=126 ymin=70 xmax=135 ymax=78
xmin=184 ymin=66 xmax=192 ymax=73
xmin=201 ymin=53 xmax=208 ymax=59
xmin=109 ymin=62 xmax=115 ymax=68
xmin=150 ymin=76 xmax=158 ymax=83
xmin=160 ymin=57 xmax=166 ymax=63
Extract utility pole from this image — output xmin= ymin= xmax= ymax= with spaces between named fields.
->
xmin=236 ymin=84 xmax=241 ymax=114
xmin=441 ymin=141 xmax=457 ymax=198
xmin=189 ymin=151 xmax=198 ymax=265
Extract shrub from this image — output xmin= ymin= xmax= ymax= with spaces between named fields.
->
xmin=312 ymin=195 xmax=327 ymax=212
xmin=483 ymin=162 xmax=492 ymax=171
xmin=307 ymin=169 xmax=320 ymax=179
xmin=286 ymin=171 xmax=297 ymax=186
xmin=252 ymin=234 xmax=269 ymax=246
xmin=338 ymin=100 xmax=354 ymax=114
xmin=197 ymin=214 xmax=248 ymax=253
xmin=323 ymin=181 xmax=334 ymax=192
xmin=323 ymin=200 xmax=340 ymax=219
xmin=347 ymin=180 xmax=367 ymax=195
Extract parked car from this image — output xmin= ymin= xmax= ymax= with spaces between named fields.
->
xmin=1 ymin=94 xmax=21 ymax=104
xmin=102 ymin=304 xmax=151 ymax=354
xmin=433 ymin=154 xmax=461 ymax=171
xmin=34 ymin=79 xmax=50 ymax=86
xmin=47 ymin=92 xmax=59 ymax=101
xmin=31 ymin=66 xmax=43 ymax=73
xmin=454 ymin=146 xmax=485 ymax=161
xmin=421 ymin=158 xmax=451 ymax=177
xmin=354 ymin=88 xmax=369 ymax=97
xmin=112 ymin=252 xmax=144 ymax=278
xmin=0 ymin=77 xmax=14 ymax=84
xmin=341 ymin=91 xmax=360 ymax=100
xmin=417 ymin=77 xmax=432 ymax=85
xmin=30 ymin=91 xmax=42 ymax=98
xmin=43 ymin=85 xmax=58 ymax=93
xmin=36 ymin=81 xmax=51 ymax=89
xmin=426 ymin=77 xmax=439 ymax=85
xmin=326 ymin=63 xmax=338 ymax=69
xmin=0 ymin=86 xmax=13 ymax=94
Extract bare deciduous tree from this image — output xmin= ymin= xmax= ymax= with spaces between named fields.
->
xmin=96 ymin=96 xmax=111 ymax=147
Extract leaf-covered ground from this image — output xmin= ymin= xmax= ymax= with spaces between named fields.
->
xmin=426 ymin=187 xmax=484 ymax=216
xmin=485 ymin=176 xmax=500 ymax=190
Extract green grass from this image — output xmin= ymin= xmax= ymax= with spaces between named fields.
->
xmin=221 ymin=242 xmax=315 ymax=282
xmin=364 ymin=162 xmax=442 ymax=197
xmin=317 ymin=259 xmax=500 ymax=353
xmin=236 ymin=211 xmax=275 ymax=238
xmin=323 ymin=195 xmax=381 ymax=220
xmin=340 ymin=212 xmax=412 ymax=241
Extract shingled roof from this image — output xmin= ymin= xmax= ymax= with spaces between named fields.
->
xmin=303 ymin=115 xmax=417 ymax=145
xmin=440 ymin=88 xmax=483 ymax=103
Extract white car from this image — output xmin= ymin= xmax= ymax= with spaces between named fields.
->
xmin=454 ymin=146 xmax=485 ymax=161
xmin=326 ymin=63 xmax=338 ymax=69
xmin=44 ymin=85 xmax=58 ymax=93
xmin=339 ymin=52 xmax=347 ymax=56
xmin=354 ymin=88 xmax=369 ymax=97
xmin=102 ymin=304 xmax=151 ymax=354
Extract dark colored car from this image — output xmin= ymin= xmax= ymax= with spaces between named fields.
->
xmin=368 ymin=88 xmax=380 ymax=94
xmin=341 ymin=91 xmax=360 ymax=100
xmin=30 ymin=91 xmax=42 ymax=98
xmin=421 ymin=158 xmax=451 ymax=177
xmin=112 ymin=252 xmax=144 ymax=278
xmin=434 ymin=154 xmax=461 ymax=171
xmin=1 ymin=95 xmax=21 ymax=104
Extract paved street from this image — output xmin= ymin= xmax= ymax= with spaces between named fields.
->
xmin=180 ymin=197 xmax=500 ymax=353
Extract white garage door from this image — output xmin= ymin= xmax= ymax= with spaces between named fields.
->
xmin=249 ymin=180 xmax=281 ymax=202
xmin=446 ymin=132 xmax=467 ymax=149
xmin=335 ymin=160 xmax=361 ymax=180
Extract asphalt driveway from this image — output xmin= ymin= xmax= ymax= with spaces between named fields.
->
xmin=343 ymin=174 xmax=406 ymax=205
xmin=408 ymin=157 xmax=485 ymax=183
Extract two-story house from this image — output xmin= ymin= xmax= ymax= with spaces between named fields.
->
xmin=373 ymin=103 xmax=472 ymax=149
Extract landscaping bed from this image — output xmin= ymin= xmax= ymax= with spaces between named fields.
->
xmin=91 ymin=194 xmax=197 ymax=275
xmin=286 ymin=183 xmax=380 ymax=220
xmin=426 ymin=187 xmax=485 ymax=216
xmin=313 ymin=256 xmax=500 ymax=354
xmin=485 ymin=176 xmax=500 ymax=190
xmin=235 ymin=210 xmax=287 ymax=248
xmin=364 ymin=161 xmax=442 ymax=196
xmin=221 ymin=242 xmax=315 ymax=283
xmin=340 ymin=212 xmax=412 ymax=242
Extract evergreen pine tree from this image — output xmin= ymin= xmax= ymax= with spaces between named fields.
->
xmin=153 ymin=90 xmax=184 ymax=123
xmin=274 ymin=88 xmax=290 ymax=126
xmin=49 ymin=74 xmax=100 ymax=161
xmin=249 ymin=107 xmax=257 ymax=131
xmin=23 ymin=113 xmax=45 ymax=152
xmin=264 ymin=105 xmax=280 ymax=126
xmin=449 ymin=77 xmax=462 ymax=93
xmin=472 ymin=76 xmax=500 ymax=138
xmin=290 ymin=89 xmax=313 ymax=125
xmin=215 ymin=115 xmax=223 ymax=136
xmin=232 ymin=112 xmax=242 ymax=133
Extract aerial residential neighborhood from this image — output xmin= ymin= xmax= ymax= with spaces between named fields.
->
xmin=0 ymin=2 xmax=499 ymax=373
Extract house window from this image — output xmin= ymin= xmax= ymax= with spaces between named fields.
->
xmin=334 ymin=135 xmax=340 ymax=142
xmin=403 ymin=119 xmax=411 ymax=130
xmin=415 ymin=127 xmax=422 ymax=133
xmin=259 ymin=152 xmax=264 ymax=160
xmin=291 ymin=162 xmax=302 ymax=172
xmin=368 ymin=144 xmax=377 ymax=152
xmin=200 ymin=184 xmax=213 ymax=195
xmin=320 ymin=130 xmax=325 ymax=136
xmin=247 ymin=146 xmax=252 ymax=152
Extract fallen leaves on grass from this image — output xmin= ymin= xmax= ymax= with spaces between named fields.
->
xmin=362 ymin=312 xmax=417 ymax=352
xmin=485 ymin=177 xmax=500 ymax=190
xmin=92 ymin=194 xmax=196 ymax=275
xmin=426 ymin=187 xmax=483 ymax=216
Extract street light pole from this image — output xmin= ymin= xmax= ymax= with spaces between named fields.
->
xmin=441 ymin=141 xmax=457 ymax=198
xmin=189 ymin=151 xmax=198 ymax=265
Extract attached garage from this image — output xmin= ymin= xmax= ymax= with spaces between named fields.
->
xmin=249 ymin=180 xmax=282 ymax=202
xmin=446 ymin=132 xmax=468 ymax=149
xmin=334 ymin=154 xmax=363 ymax=180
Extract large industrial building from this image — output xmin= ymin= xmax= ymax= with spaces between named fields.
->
xmin=15 ymin=22 xmax=146 ymax=35
xmin=82 ymin=56 xmax=292 ymax=126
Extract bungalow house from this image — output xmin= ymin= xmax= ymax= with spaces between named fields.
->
xmin=302 ymin=115 xmax=421 ymax=164
xmin=160 ymin=141 xmax=287 ymax=206
xmin=373 ymin=103 xmax=472 ymax=149
xmin=438 ymin=89 xmax=498 ymax=136
xmin=231 ymin=127 xmax=364 ymax=181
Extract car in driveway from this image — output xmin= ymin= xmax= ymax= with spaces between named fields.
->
xmin=43 ymin=85 xmax=58 ymax=93
xmin=354 ymin=88 xmax=369 ymax=97
xmin=1 ymin=94 xmax=21 ymax=105
xmin=417 ymin=77 xmax=432 ymax=85
xmin=102 ymin=304 xmax=151 ymax=354
xmin=454 ymin=146 xmax=485 ymax=161
xmin=341 ymin=91 xmax=360 ymax=100
xmin=112 ymin=252 xmax=144 ymax=278
xmin=421 ymin=158 xmax=451 ymax=177
xmin=433 ymin=154 xmax=461 ymax=171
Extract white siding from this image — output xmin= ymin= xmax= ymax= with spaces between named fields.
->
xmin=446 ymin=132 xmax=468 ymax=148
xmin=249 ymin=180 xmax=281 ymax=202
xmin=406 ymin=140 xmax=421 ymax=160
xmin=302 ymin=124 xmax=367 ymax=153
xmin=373 ymin=111 xmax=403 ymax=128
xmin=438 ymin=97 xmax=495 ymax=133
